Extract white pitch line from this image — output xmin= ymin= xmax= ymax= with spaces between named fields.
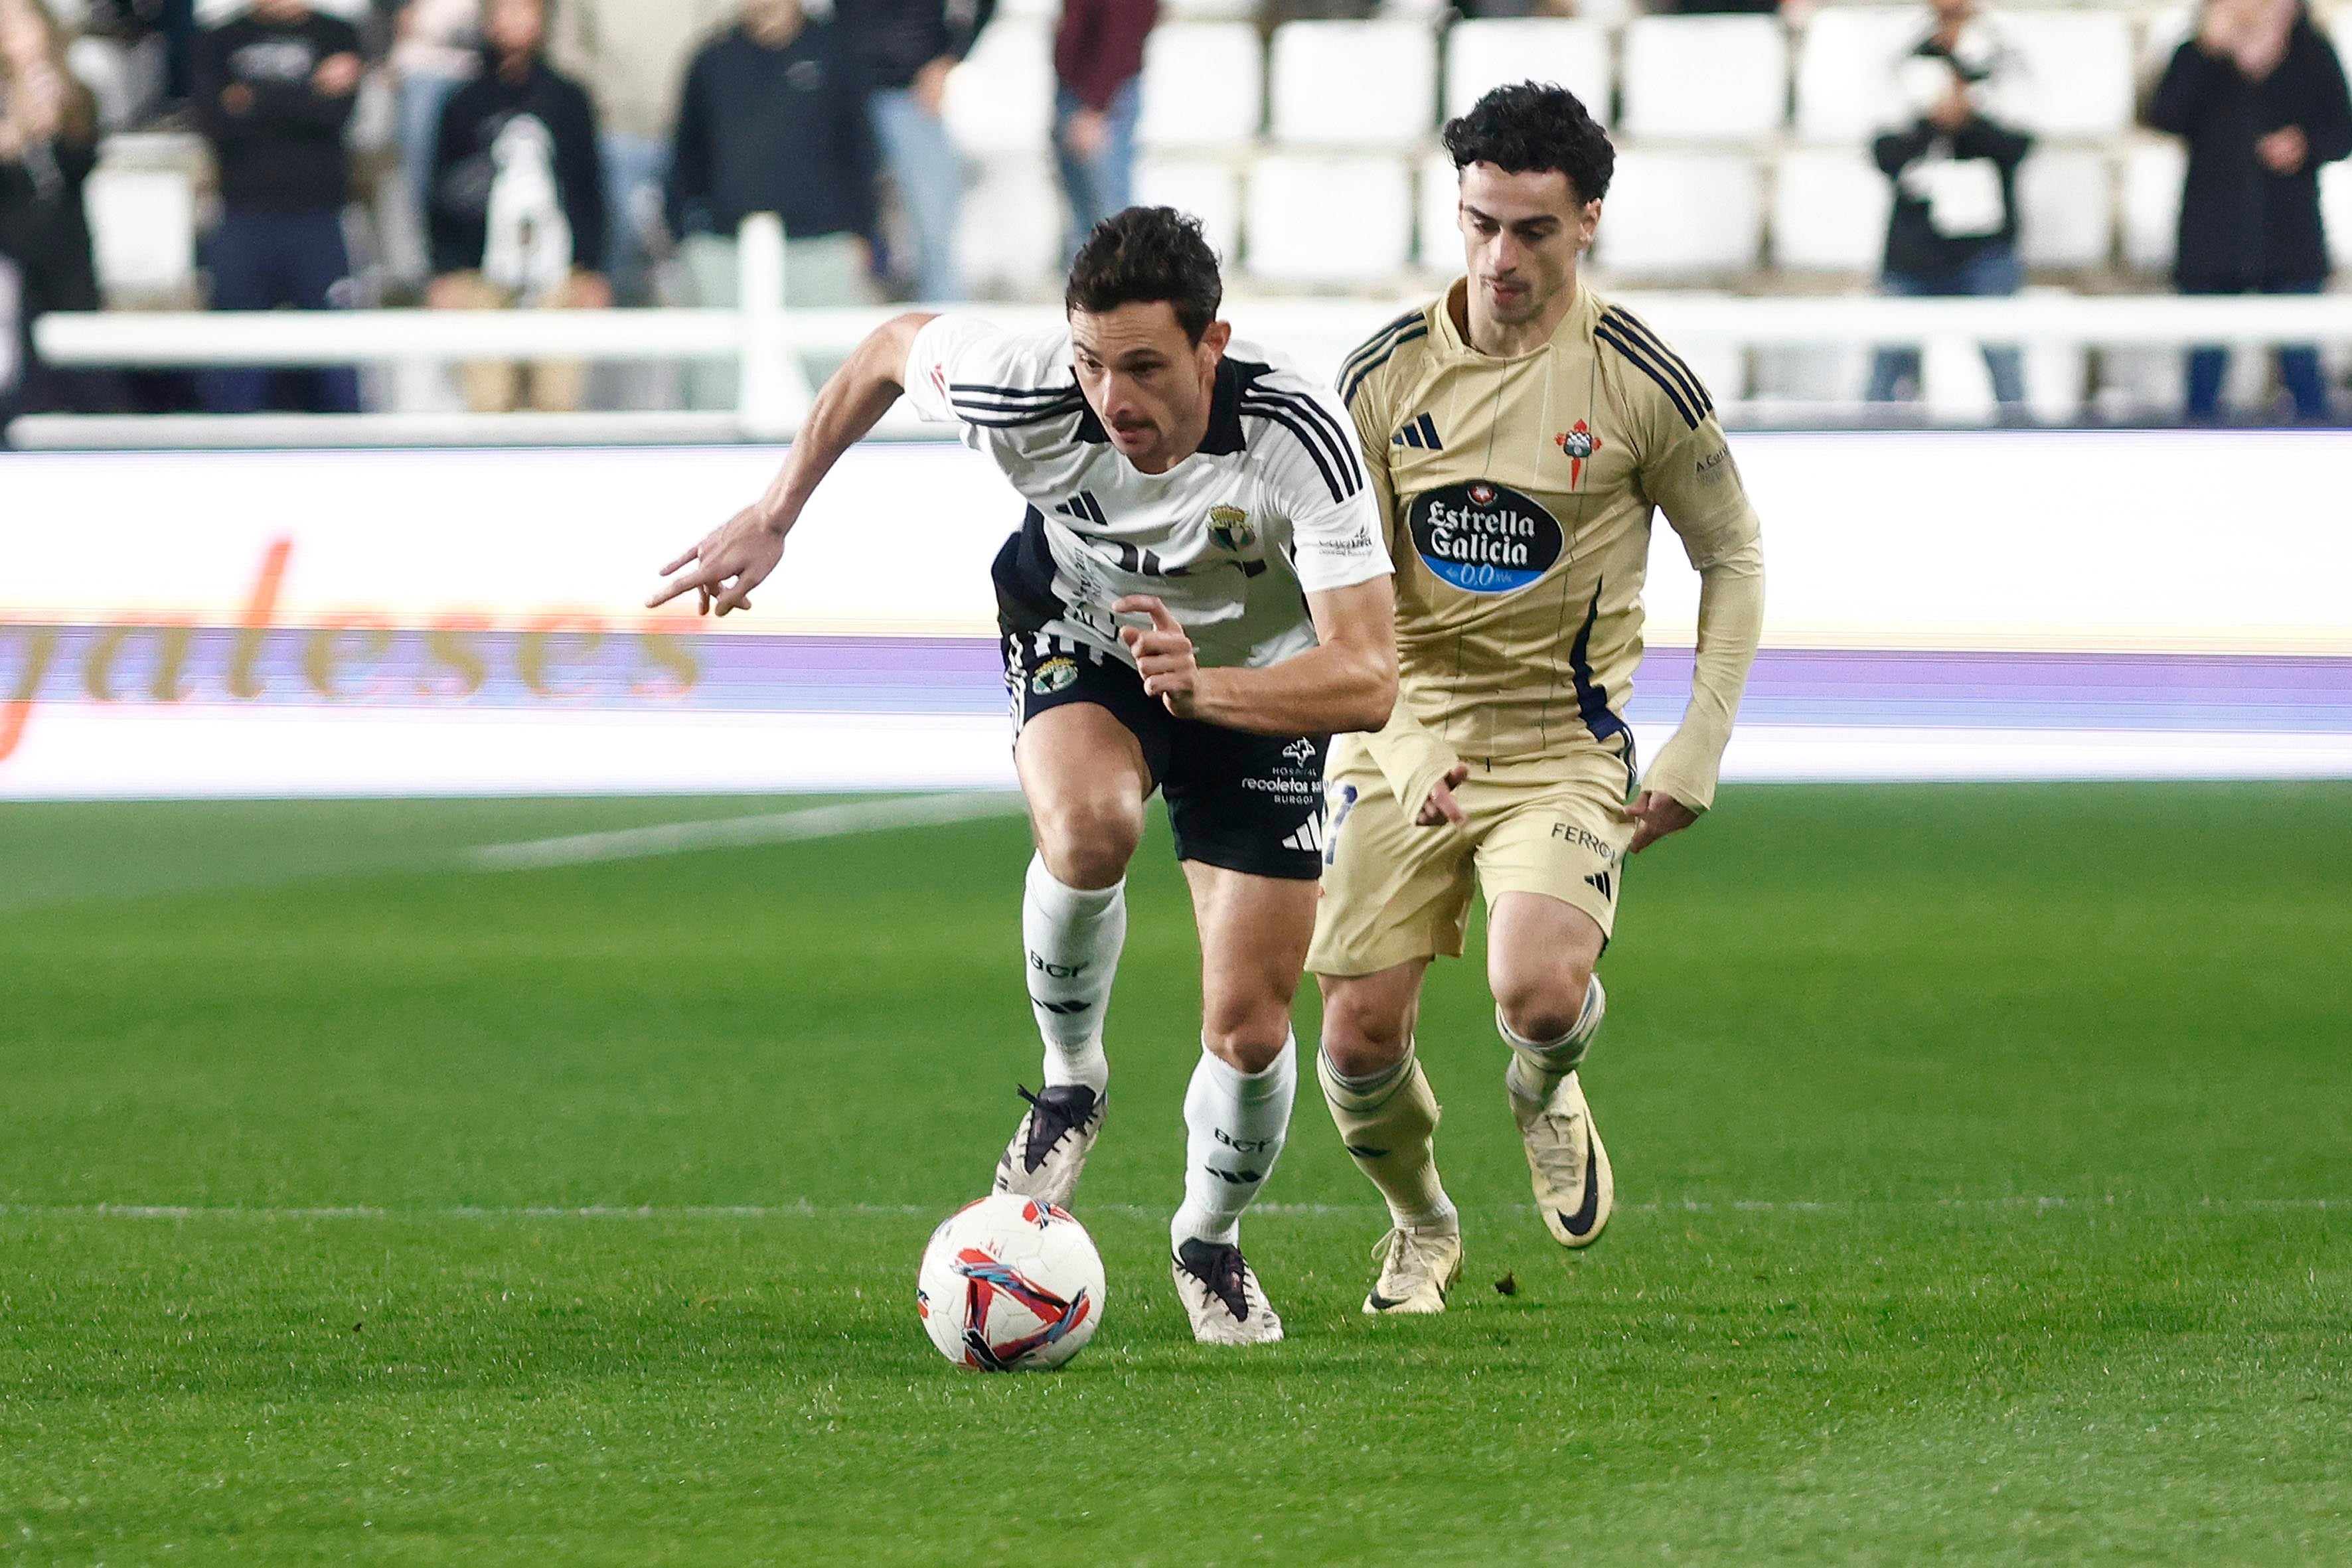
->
xmin=465 ymin=791 xmax=1030 ymax=872
xmin=3 ymin=1197 xmax=2341 ymax=1222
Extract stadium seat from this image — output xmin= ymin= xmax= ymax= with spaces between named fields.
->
xmin=1137 ymin=25 xmax=1263 ymax=150
xmin=2121 ymin=141 xmax=2184 ymax=274
xmin=1269 ymin=21 xmax=1439 ymax=151
xmin=82 ymin=164 xmax=196 ymax=300
xmin=953 ymin=158 xmax=1063 ymax=295
xmin=1243 ymin=155 xmax=1415 ymax=284
xmin=1135 ymin=157 xmax=1243 ymax=264
xmin=1160 ymin=0 xmax=1257 ymax=18
xmin=2001 ymin=11 xmax=2136 ymax=137
xmin=2019 ymin=285 xmax=2088 ymax=424
xmin=943 ymin=19 xmax=1055 ymax=158
xmin=1591 ymin=151 xmax=1761 ymax=276
xmin=1618 ymin=16 xmax=1789 ymax=143
xmin=1792 ymin=7 xmax=1922 ymax=143
xmin=1417 ymin=151 xmax=1461 ymax=272
xmin=2325 ymin=162 xmax=2352 ymax=272
xmin=2016 ymin=149 xmax=2114 ymax=269
xmin=1771 ymin=147 xmax=1892 ymax=272
xmin=1442 ymin=19 xmax=1612 ymax=126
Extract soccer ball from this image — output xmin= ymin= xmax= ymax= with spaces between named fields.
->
xmin=917 ymin=1194 xmax=1107 ymax=1372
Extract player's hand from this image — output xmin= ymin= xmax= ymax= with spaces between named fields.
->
xmin=648 ymin=505 xmax=787 ymax=617
xmin=1115 ymin=595 xmax=1197 ymax=716
xmin=1613 ymin=789 xmax=1701 ymax=855
xmin=1416 ymin=763 xmax=1470 ymax=827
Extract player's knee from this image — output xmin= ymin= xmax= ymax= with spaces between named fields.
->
xmin=1032 ymin=794 xmax=1142 ymax=888
xmin=1203 ymin=999 xmax=1293 ymax=1075
xmin=1494 ymin=959 xmax=1595 ymax=1045
xmin=1318 ymin=988 xmax=1413 ymax=1078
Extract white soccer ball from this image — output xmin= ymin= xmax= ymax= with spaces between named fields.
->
xmin=917 ymin=1193 xmax=1107 ymax=1372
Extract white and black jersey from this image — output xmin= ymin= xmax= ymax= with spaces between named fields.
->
xmin=903 ymin=315 xmax=1391 ymax=670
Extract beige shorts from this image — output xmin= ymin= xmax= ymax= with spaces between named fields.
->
xmin=1307 ymin=736 xmax=1637 ymax=977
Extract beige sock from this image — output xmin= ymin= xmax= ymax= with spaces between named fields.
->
xmin=1317 ymin=1045 xmax=1455 ymax=1228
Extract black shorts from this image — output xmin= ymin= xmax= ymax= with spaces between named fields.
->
xmin=1002 ymin=629 xmax=1329 ymax=881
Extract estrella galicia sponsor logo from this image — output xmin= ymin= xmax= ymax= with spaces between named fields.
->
xmin=1031 ymin=655 xmax=1078 ymax=695
xmin=1408 ymin=480 xmax=1563 ymax=595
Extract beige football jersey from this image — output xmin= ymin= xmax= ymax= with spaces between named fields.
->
xmin=1340 ymin=279 xmax=1766 ymax=812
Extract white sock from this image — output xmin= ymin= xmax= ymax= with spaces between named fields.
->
xmin=1022 ymin=853 xmax=1123 ymax=1095
xmin=1172 ymin=1037 xmax=1296 ymax=1249
xmin=1503 ymin=974 xmax=1605 ymax=1103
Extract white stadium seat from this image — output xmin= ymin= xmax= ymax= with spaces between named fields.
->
xmin=1619 ymin=15 xmax=1789 ymax=143
xmin=1138 ymin=25 xmax=1264 ymax=150
xmin=1135 ymin=158 xmax=1243 ymax=264
xmin=1161 ymin=0 xmax=1256 ymax=18
xmin=1269 ymin=21 xmax=1440 ymax=151
xmin=952 ymin=158 xmax=1062 ymax=295
xmin=1592 ymin=150 xmax=1762 ymax=276
xmin=82 ymin=165 xmax=196 ymax=299
xmin=1244 ymin=155 xmax=1415 ymax=284
xmin=1793 ymin=7 xmax=1922 ymax=143
xmin=2122 ymin=141 xmax=2185 ymax=273
xmin=2325 ymin=161 xmax=2352 ymax=272
xmin=944 ymin=19 xmax=1054 ymax=157
xmin=1772 ymin=147 xmax=1891 ymax=272
xmin=2016 ymin=149 xmax=2114 ymax=268
xmin=2002 ymin=11 xmax=2136 ymax=137
xmin=1417 ymin=151 xmax=1461 ymax=272
xmin=1443 ymin=19 xmax=1613 ymax=125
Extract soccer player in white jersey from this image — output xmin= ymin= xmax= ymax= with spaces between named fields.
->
xmin=649 ymin=208 xmax=1398 ymax=1345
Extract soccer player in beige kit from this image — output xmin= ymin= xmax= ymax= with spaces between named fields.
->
xmin=1310 ymin=82 xmax=1768 ymax=1314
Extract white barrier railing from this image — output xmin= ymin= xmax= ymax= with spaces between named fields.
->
xmin=21 ymin=213 xmax=2352 ymax=447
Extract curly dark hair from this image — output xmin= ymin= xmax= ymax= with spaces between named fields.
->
xmin=1442 ymin=82 xmax=1615 ymax=206
xmin=1064 ymin=206 xmax=1225 ymax=344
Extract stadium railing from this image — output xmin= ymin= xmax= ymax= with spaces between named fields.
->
xmin=21 ymin=214 xmax=2352 ymax=448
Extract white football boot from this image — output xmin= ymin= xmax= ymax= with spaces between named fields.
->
xmin=1171 ymin=1237 xmax=1284 ymax=1345
xmin=1362 ymin=1219 xmax=1464 ymax=1315
xmin=1510 ymin=1067 xmax=1614 ymax=1248
xmin=992 ymin=1083 xmax=1106 ymax=1210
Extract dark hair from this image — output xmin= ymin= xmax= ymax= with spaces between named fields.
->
xmin=1443 ymin=82 xmax=1615 ymax=205
xmin=1064 ymin=207 xmax=1224 ymax=344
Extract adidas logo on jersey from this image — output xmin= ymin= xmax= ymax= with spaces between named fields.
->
xmin=1053 ymin=491 xmax=1109 ymax=527
xmin=1392 ymin=414 xmax=1443 ymax=450
xmin=1281 ymin=814 xmax=1329 ymax=855
xmin=1583 ymin=870 xmax=1614 ymax=902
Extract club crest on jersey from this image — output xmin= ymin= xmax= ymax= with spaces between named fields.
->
xmin=1555 ymin=420 xmax=1605 ymax=487
xmin=1032 ymin=656 xmax=1078 ymax=695
xmin=1208 ymin=504 xmax=1256 ymax=554
xmin=1407 ymin=479 xmax=1564 ymax=595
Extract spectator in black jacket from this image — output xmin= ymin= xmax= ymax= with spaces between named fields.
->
xmin=857 ymin=0 xmax=990 ymax=303
xmin=666 ymin=0 xmax=876 ymax=406
xmin=1866 ymin=0 xmax=2035 ymax=412
xmin=2150 ymin=0 xmax=2352 ymax=422
xmin=427 ymin=0 xmax=609 ymax=412
xmin=193 ymin=0 xmax=364 ymax=414
xmin=1 ymin=0 xmax=112 ymax=428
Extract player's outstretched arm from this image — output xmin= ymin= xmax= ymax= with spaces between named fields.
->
xmin=1115 ymin=578 xmax=1397 ymax=738
xmin=648 ymin=312 xmax=937 ymax=616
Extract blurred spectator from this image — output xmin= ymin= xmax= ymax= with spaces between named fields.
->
xmin=194 ymin=0 xmax=363 ymax=413
xmin=2149 ymin=0 xmax=2352 ymax=424
xmin=1866 ymin=0 xmax=2033 ymax=412
xmin=548 ymin=0 xmax=731 ymax=305
xmin=856 ymin=0 xmax=990 ymax=303
xmin=1053 ymin=0 xmax=1152 ymax=266
xmin=0 ymin=0 xmax=108 ymax=424
xmin=391 ymin=0 xmax=478 ymax=286
xmin=426 ymin=0 xmax=606 ymax=413
xmin=666 ymin=0 xmax=874 ymax=406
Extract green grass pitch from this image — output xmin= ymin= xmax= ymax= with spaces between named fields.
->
xmin=3 ymin=783 xmax=2348 ymax=1563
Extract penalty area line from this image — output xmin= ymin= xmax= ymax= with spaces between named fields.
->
xmin=465 ymin=792 xmax=1030 ymax=872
